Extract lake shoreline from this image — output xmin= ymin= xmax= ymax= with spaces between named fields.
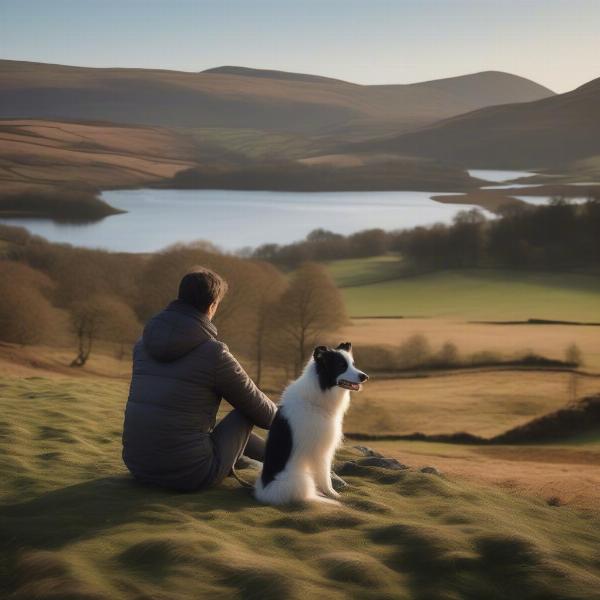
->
xmin=8 ymin=165 xmax=597 ymax=226
xmin=3 ymin=170 xmax=597 ymax=252
xmin=0 ymin=188 xmax=496 ymax=252
xmin=0 ymin=187 xmax=125 ymax=223
xmin=5 ymin=179 xmax=598 ymax=225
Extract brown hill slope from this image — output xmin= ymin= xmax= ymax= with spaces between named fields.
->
xmin=0 ymin=118 xmax=480 ymax=220
xmin=492 ymin=394 xmax=600 ymax=444
xmin=353 ymin=77 xmax=600 ymax=167
xmin=0 ymin=118 xmax=201 ymax=219
xmin=0 ymin=60 xmax=554 ymax=139
xmin=0 ymin=119 xmax=196 ymax=190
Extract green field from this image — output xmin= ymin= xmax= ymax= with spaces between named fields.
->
xmin=326 ymin=255 xmax=404 ymax=287
xmin=2 ymin=376 xmax=600 ymax=599
xmin=189 ymin=127 xmax=319 ymax=160
xmin=328 ymin=263 xmax=600 ymax=320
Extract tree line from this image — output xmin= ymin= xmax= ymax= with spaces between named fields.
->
xmin=253 ymin=198 xmax=600 ymax=271
xmin=0 ymin=225 xmax=346 ymax=384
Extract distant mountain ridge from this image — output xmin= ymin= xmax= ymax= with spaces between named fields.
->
xmin=353 ymin=76 xmax=600 ymax=168
xmin=201 ymin=65 xmax=354 ymax=85
xmin=396 ymin=70 xmax=554 ymax=107
xmin=0 ymin=60 xmax=554 ymax=139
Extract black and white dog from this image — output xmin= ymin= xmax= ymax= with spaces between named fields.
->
xmin=255 ymin=342 xmax=368 ymax=505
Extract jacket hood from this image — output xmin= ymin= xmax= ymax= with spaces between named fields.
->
xmin=142 ymin=300 xmax=217 ymax=362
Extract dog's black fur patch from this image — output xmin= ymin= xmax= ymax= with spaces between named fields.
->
xmin=261 ymin=410 xmax=293 ymax=487
xmin=336 ymin=341 xmax=352 ymax=353
xmin=313 ymin=346 xmax=350 ymax=391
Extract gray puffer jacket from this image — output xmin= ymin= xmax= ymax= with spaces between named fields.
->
xmin=122 ymin=300 xmax=276 ymax=489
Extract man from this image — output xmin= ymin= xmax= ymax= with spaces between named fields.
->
xmin=122 ymin=268 xmax=277 ymax=491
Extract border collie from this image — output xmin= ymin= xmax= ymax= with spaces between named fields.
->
xmin=255 ymin=342 xmax=368 ymax=505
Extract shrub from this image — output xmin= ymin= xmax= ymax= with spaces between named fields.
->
xmin=0 ymin=261 xmax=62 ymax=345
xmin=353 ymin=345 xmax=399 ymax=372
xmin=469 ymin=350 xmax=503 ymax=366
xmin=397 ymin=334 xmax=432 ymax=368
xmin=564 ymin=343 xmax=583 ymax=367
xmin=433 ymin=341 xmax=460 ymax=368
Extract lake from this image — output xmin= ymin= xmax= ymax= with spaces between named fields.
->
xmin=3 ymin=169 xmax=569 ymax=253
xmin=468 ymin=169 xmax=537 ymax=182
xmin=0 ymin=189 xmax=495 ymax=253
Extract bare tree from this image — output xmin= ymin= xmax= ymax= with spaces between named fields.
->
xmin=275 ymin=263 xmax=348 ymax=376
xmin=241 ymin=262 xmax=287 ymax=386
xmin=69 ymin=298 xmax=107 ymax=366
xmin=69 ymin=295 xmax=140 ymax=367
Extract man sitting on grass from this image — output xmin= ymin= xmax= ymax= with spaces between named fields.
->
xmin=122 ymin=268 xmax=277 ymax=491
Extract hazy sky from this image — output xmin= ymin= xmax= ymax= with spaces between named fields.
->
xmin=1 ymin=0 xmax=598 ymax=93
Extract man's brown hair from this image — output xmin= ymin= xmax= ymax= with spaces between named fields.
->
xmin=178 ymin=268 xmax=228 ymax=313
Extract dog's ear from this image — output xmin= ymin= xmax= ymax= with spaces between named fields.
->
xmin=313 ymin=346 xmax=328 ymax=362
xmin=336 ymin=341 xmax=352 ymax=353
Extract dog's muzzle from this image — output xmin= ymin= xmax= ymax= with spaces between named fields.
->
xmin=338 ymin=372 xmax=369 ymax=391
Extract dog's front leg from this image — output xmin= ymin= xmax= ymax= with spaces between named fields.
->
xmin=314 ymin=453 xmax=340 ymax=500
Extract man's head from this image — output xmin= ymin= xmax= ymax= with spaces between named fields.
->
xmin=178 ymin=268 xmax=228 ymax=320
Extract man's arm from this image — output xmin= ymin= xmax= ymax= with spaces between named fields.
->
xmin=214 ymin=343 xmax=277 ymax=429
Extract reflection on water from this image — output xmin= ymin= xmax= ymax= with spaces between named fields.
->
xmin=468 ymin=169 xmax=537 ymax=182
xmin=481 ymin=183 xmax=543 ymax=190
xmin=0 ymin=189 xmax=493 ymax=252
xmin=515 ymin=196 xmax=591 ymax=206
xmin=470 ymin=169 xmax=599 ymax=206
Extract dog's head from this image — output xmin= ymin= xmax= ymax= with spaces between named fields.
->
xmin=313 ymin=342 xmax=369 ymax=392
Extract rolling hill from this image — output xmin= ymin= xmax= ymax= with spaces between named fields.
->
xmin=0 ymin=119 xmax=197 ymax=190
xmin=2 ymin=373 xmax=600 ymax=599
xmin=0 ymin=60 xmax=554 ymax=139
xmin=353 ymin=76 xmax=600 ymax=168
xmin=0 ymin=118 xmax=202 ymax=219
xmin=0 ymin=118 xmax=483 ymax=219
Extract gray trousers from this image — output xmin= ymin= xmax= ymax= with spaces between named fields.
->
xmin=204 ymin=409 xmax=266 ymax=488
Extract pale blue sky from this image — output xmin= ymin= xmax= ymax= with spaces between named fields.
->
xmin=1 ymin=0 xmax=598 ymax=92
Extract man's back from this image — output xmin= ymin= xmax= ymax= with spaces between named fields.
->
xmin=122 ymin=299 xmax=275 ymax=490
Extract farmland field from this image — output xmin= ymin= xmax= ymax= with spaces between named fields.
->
xmin=345 ymin=370 xmax=600 ymax=438
xmin=327 ymin=258 xmax=600 ymax=370
xmin=342 ymin=317 xmax=600 ymax=371
xmin=326 ymin=255 xmax=404 ymax=287
xmin=329 ymin=264 xmax=600 ymax=321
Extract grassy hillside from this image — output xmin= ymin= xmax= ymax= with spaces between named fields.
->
xmin=334 ymin=268 xmax=600 ymax=321
xmin=0 ymin=60 xmax=554 ymax=139
xmin=2 ymin=375 xmax=600 ymax=600
xmin=0 ymin=119 xmax=196 ymax=190
xmin=352 ymin=77 xmax=600 ymax=168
